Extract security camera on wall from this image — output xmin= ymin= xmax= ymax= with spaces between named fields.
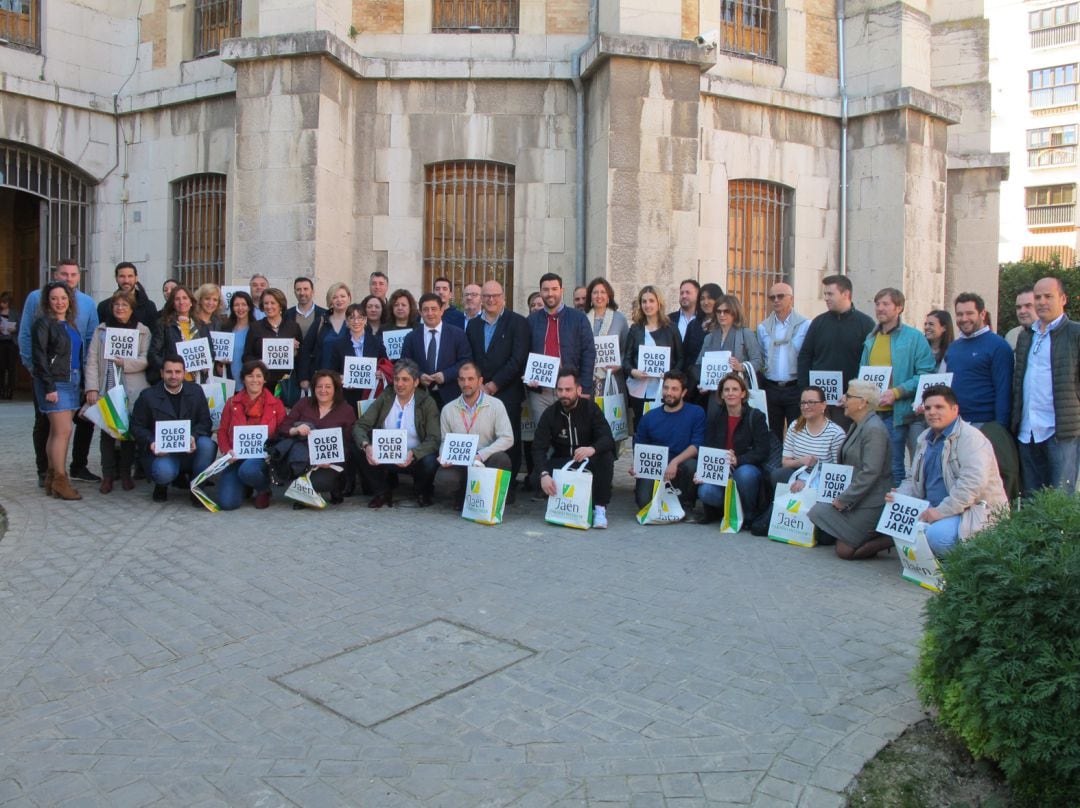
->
xmin=695 ymin=29 xmax=719 ymax=49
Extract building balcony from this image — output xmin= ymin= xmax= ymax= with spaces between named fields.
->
xmin=1027 ymin=203 xmax=1076 ymax=226
xmin=1029 ymin=145 xmax=1077 ymax=167
xmin=1030 ymin=22 xmax=1080 ymax=48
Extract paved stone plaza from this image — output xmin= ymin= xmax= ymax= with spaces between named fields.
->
xmin=0 ymin=402 xmax=932 ymax=807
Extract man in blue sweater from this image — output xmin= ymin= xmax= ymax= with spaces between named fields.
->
xmin=630 ymin=370 xmax=706 ymax=512
xmin=944 ymin=292 xmax=1018 ymax=499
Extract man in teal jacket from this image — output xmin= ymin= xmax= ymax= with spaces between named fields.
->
xmin=860 ymin=287 xmax=936 ymax=485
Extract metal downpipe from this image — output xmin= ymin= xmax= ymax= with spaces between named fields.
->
xmin=837 ymin=0 xmax=849 ymax=276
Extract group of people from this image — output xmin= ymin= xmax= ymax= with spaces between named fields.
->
xmin=18 ymin=259 xmax=1078 ymax=558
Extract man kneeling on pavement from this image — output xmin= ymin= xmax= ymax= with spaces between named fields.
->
xmin=890 ymin=384 xmax=1008 ymax=557
xmin=532 ymin=367 xmax=615 ymax=528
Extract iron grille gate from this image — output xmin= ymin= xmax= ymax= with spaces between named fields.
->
xmin=173 ymin=174 xmax=227 ymax=289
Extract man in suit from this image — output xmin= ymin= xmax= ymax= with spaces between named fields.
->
xmin=466 ymin=280 xmax=529 ymax=483
xmin=284 ymin=276 xmax=328 ymax=339
xmin=402 ymin=292 xmax=472 ymax=409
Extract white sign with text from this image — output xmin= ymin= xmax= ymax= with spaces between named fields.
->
xmin=342 ymin=356 xmax=378 ymax=390
xmin=176 ymin=338 xmax=213 ymax=373
xmin=633 ymin=443 xmax=669 ymax=481
xmin=440 ymin=433 xmax=480 ymax=466
xmin=209 ymin=330 xmax=235 ymax=363
xmin=103 ymin=328 xmax=138 ymax=361
xmin=637 ymin=346 xmax=671 ymax=378
xmin=308 ymin=427 xmax=346 ymax=465
xmin=858 ymin=365 xmax=892 ymax=393
xmin=808 ymin=370 xmax=844 ymax=405
xmin=912 ymin=372 xmax=954 ymax=410
xmin=372 ymin=428 xmax=408 ymax=464
xmin=232 ymin=425 xmax=268 ymax=459
xmin=876 ymin=493 xmax=931 ymax=543
xmin=593 ymin=335 xmax=622 ymax=369
xmin=382 ymin=329 xmax=410 ymax=360
xmin=695 ymin=446 xmax=731 ymax=486
xmin=699 ymin=351 xmax=733 ymax=391
xmin=523 ymin=353 xmax=560 ymax=388
xmin=154 ymin=419 xmax=191 ymax=454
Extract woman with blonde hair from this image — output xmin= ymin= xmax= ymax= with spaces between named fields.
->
xmin=300 ymin=281 xmax=352 ymax=384
xmin=622 ymin=285 xmax=683 ymax=426
xmin=192 ymin=283 xmax=226 ymax=331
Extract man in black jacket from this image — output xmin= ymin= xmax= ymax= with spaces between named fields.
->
xmin=466 ymin=280 xmax=530 ymax=484
xmin=96 ymin=262 xmax=159 ymax=329
xmin=532 ymin=367 xmax=615 ymax=528
xmin=130 ymin=355 xmax=217 ymax=502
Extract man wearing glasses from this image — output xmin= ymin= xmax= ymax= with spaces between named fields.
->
xmin=18 ymin=259 xmax=101 ymax=485
xmin=1012 ymin=277 xmax=1080 ymax=496
xmin=757 ymin=282 xmax=809 ymax=439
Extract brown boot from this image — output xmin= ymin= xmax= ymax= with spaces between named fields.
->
xmin=44 ymin=469 xmax=55 ymax=496
xmin=51 ymin=473 xmax=83 ymax=501
xmin=99 ymin=477 xmax=114 ymax=494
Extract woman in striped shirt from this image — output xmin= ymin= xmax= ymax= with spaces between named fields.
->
xmin=772 ymin=385 xmax=846 ymax=489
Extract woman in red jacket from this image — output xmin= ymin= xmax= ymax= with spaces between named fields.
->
xmin=216 ymin=360 xmax=287 ymax=509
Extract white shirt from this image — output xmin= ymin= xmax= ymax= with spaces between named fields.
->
xmin=425 ymin=322 xmax=443 ymax=360
xmin=676 ymin=311 xmax=696 ymax=340
xmin=385 ymin=394 xmax=420 ymax=450
xmin=1019 ymin=314 xmax=1065 ymax=443
xmin=758 ymin=312 xmax=809 ymax=383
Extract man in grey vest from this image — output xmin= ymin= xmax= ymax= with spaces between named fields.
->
xmin=757 ymin=282 xmax=809 ymax=440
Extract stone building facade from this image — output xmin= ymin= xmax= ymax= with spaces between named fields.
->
xmin=0 ymin=0 xmax=1004 ymax=323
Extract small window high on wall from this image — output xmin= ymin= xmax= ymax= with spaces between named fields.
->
xmin=433 ymin=0 xmax=519 ymax=32
xmin=727 ymin=180 xmax=792 ymax=326
xmin=719 ymin=0 xmax=777 ymax=62
xmin=424 ymin=161 xmax=515 ymax=306
xmin=174 ymin=174 xmax=227 ymax=289
xmin=0 ymin=0 xmax=39 ymax=51
xmin=194 ymin=0 xmax=241 ymax=57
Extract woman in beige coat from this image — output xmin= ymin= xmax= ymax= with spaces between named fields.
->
xmin=807 ymin=378 xmax=894 ymax=559
xmin=85 ymin=291 xmax=151 ymax=492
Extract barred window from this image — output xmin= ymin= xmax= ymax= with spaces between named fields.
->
xmin=1027 ymin=124 xmax=1078 ymax=167
xmin=424 ymin=162 xmax=515 ymax=307
xmin=194 ymin=0 xmax=242 ymax=58
xmin=726 ymin=180 xmax=792 ymax=325
xmin=1025 ymin=183 xmax=1076 ymax=227
xmin=174 ymin=174 xmax=227 ymax=289
xmin=719 ymin=0 xmax=777 ymax=62
xmin=1029 ymin=63 xmax=1078 ymax=109
xmin=433 ymin=0 xmax=518 ymax=32
xmin=0 ymin=0 xmax=40 ymax=52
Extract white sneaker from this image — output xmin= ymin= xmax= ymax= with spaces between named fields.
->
xmin=592 ymin=505 xmax=607 ymax=529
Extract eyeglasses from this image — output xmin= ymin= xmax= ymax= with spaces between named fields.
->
xmin=1032 ymin=331 xmax=1049 ymax=355
xmin=768 ymin=294 xmax=789 ymax=301
xmin=844 ymin=394 xmax=864 ymax=401
xmin=716 ymin=309 xmax=732 ymax=316
xmin=346 ymin=313 xmax=365 ymax=320
xmin=799 ymin=399 xmax=824 ymax=407
xmin=481 ymin=293 xmax=502 ymax=299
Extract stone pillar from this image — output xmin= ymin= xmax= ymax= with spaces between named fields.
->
xmin=945 ymin=160 xmax=1008 ymax=314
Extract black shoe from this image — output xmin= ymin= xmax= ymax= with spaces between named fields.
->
xmin=417 ymin=493 xmax=433 ymax=508
xmin=37 ymin=472 xmax=46 ymax=488
xmin=506 ymin=488 xmax=517 ymax=505
xmin=694 ymin=505 xmax=722 ymax=525
xmin=329 ymin=492 xmax=344 ymax=505
xmin=292 ymin=502 xmax=305 ymax=510
xmin=189 ymin=493 xmax=203 ymax=508
xmin=70 ymin=467 xmax=101 ymax=482
xmin=152 ymin=485 xmax=168 ymax=502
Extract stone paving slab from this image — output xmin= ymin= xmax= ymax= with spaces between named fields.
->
xmin=0 ymin=401 xmax=932 ymax=806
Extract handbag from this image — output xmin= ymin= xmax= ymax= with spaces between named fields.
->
xmin=595 ymin=370 xmax=629 ymax=441
xmin=461 ymin=464 xmax=512 ymax=526
xmin=545 ymin=459 xmax=594 ymax=530
xmin=767 ymin=475 xmax=818 ymax=547
xmin=744 ymin=365 xmax=769 ymax=430
xmin=636 ymin=480 xmax=685 ymax=525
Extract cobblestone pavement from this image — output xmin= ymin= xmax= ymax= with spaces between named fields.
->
xmin=0 ymin=401 xmax=932 ymax=807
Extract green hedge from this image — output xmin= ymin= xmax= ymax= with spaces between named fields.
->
xmin=997 ymin=260 xmax=1080 ymax=334
xmin=915 ymin=489 xmax=1080 ymax=806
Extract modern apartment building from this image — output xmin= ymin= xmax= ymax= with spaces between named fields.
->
xmin=0 ymin=0 xmax=1003 ymax=321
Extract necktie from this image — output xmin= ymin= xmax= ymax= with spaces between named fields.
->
xmin=426 ymin=329 xmax=438 ymax=373
xmin=544 ymin=314 xmax=559 ymax=357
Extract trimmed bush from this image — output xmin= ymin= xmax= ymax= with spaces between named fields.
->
xmin=915 ymin=489 xmax=1080 ymax=806
xmin=997 ymin=260 xmax=1080 ymax=335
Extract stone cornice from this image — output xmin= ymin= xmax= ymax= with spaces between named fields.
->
xmin=578 ymin=34 xmax=717 ymax=79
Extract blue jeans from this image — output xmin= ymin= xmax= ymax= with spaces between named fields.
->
xmin=1019 ymin=435 xmax=1080 ymax=497
xmin=879 ymin=414 xmax=909 ymax=487
xmin=925 ymin=514 xmax=962 ymax=557
xmin=699 ymin=464 xmax=763 ymax=517
xmin=146 ymin=436 xmax=217 ymax=485
xmin=216 ymin=458 xmax=271 ymax=510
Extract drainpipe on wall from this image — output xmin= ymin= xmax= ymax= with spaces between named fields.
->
xmin=837 ymin=0 xmax=849 ymax=277
xmin=570 ymin=0 xmax=599 ymax=289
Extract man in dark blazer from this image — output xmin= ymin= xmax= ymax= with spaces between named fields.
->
xmin=466 ymin=280 xmax=530 ymax=481
xmin=401 ymin=293 xmax=472 ymax=409
xmin=284 ymin=276 xmax=328 ymax=340
xmin=668 ymin=278 xmax=702 ymax=374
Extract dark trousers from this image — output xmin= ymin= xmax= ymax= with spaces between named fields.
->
xmin=634 ymin=458 xmax=697 ymax=509
xmin=498 ymin=392 xmax=524 ymax=479
xmin=443 ymin=451 xmax=513 ymax=499
xmin=100 ymin=433 xmax=136 ymax=478
xmin=32 ymin=390 xmax=93 ymax=474
xmin=361 ymin=452 xmax=439 ymax=497
xmin=546 ymin=451 xmax=615 ymax=507
xmin=763 ymin=379 xmax=800 ymax=441
xmin=0 ymin=340 xmax=17 ymax=397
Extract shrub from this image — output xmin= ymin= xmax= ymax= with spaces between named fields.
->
xmin=914 ymin=489 xmax=1080 ymax=806
xmin=997 ymin=259 xmax=1080 ymax=335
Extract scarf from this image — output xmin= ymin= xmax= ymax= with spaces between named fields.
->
xmin=239 ymin=389 xmax=266 ymax=423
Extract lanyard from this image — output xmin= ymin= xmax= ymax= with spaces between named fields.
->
xmin=461 ymin=393 xmax=483 ymax=433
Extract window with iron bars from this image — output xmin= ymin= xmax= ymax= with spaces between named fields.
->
xmin=174 ymin=174 xmax=227 ymax=289
xmin=433 ymin=0 xmax=519 ymax=32
xmin=1025 ymin=183 xmax=1076 ymax=227
xmin=726 ymin=180 xmax=792 ymax=326
xmin=1029 ymin=3 xmax=1079 ymax=48
xmin=0 ymin=0 xmax=40 ymax=52
xmin=1028 ymin=124 xmax=1078 ymax=167
xmin=424 ymin=161 xmax=515 ymax=308
xmin=719 ymin=0 xmax=777 ymax=62
xmin=1029 ymin=63 xmax=1078 ymax=109
xmin=194 ymin=0 xmax=241 ymax=58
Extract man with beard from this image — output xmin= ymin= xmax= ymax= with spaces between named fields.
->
xmin=96 ymin=262 xmax=158 ymax=328
xmin=532 ymin=367 xmax=615 ymax=528
xmin=629 ymin=370 xmax=705 ymax=512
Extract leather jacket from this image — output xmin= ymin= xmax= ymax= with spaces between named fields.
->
xmin=31 ymin=317 xmax=72 ymax=393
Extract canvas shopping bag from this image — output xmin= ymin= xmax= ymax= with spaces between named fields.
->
xmin=642 ymin=387 xmax=664 ymax=415
xmin=520 ymin=399 xmax=537 ymax=442
xmin=744 ymin=365 xmax=769 ymax=430
xmin=720 ymin=479 xmax=743 ymax=533
xmin=201 ymin=376 xmax=235 ymax=431
xmin=545 ymin=459 xmax=594 ymax=529
xmin=894 ymin=522 xmax=944 ymax=593
xmin=636 ymin=481 xmax=685 ymax=525
xmin=767 ymin=480 xmax=818 ymax=547
xmin=189 ymin=453 xmax=234 ymax=513
xmin=595 ymin=370 xmax=629 ymax=441
xmin=284 ymin=472 xmax=328 ymax=509
xmin=80 ymin=383 xmax=131 ymax=440
xmin=461 ymin=465 xmax=512 ymax=526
